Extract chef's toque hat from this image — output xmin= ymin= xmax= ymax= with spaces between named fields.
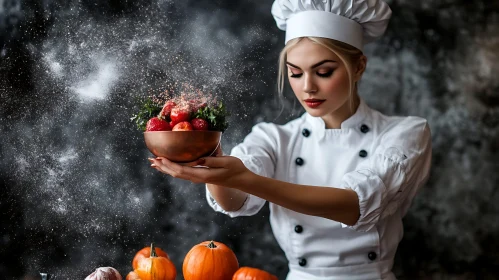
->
xmin=271 ymin=0 xmax=392 ymax=51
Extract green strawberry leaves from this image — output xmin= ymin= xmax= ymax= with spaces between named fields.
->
xmin=193 ymin=102 xmax=229 ymax=132
xmin=130 ymin=98 xmax=162 ymax=131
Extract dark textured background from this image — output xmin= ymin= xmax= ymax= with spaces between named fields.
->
xmin=1 ymin=0 xmax=499 ymax=279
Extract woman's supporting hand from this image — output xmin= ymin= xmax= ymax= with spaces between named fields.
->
xmin=148 ymin=155 xmax=251 ymax=188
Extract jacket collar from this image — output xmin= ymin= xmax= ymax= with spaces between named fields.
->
xmin=304 ymin=99 xmax=370 ymax=140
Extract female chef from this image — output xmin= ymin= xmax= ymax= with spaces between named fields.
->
xmin=149 ymin=0 xmax=432 ymax=279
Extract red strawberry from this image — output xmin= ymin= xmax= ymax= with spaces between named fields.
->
xmin=146 ymin=117 xmax=171 ymax=131
xmin=170 ymin=106 xmax=191 ymax=126
xmin=172 ymin=121 xmax=193 ymax=131
xmin=190 ymin=118 xmax=209 ymax=131
xmin=158 ymin=100 xmax=176 ymax=120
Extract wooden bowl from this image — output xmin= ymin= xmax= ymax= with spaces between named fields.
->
xmin=144 ymin=131 xmax=222 ymax=163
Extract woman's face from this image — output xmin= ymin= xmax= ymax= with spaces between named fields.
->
xmin=286 ymin=39 xmax=361 ymax=124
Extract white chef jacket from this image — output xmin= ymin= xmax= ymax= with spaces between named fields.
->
xmin=206 ymin=99 xmax=432 ymax=280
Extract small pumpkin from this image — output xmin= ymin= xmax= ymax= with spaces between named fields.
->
xmin=85 ymin=267 xmax=122 ymax=280
xmin=134 ymin=243 xmax=176 ymax=280
xmin=183 ymin=240 xmax=239 ymax=280
xmin=132 ymin=243 xmax=170 ymax=270
xmin=232 ymin=267 xmax=278 ymax=280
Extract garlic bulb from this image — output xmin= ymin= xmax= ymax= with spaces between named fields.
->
xmin=85 ymin=267 xmax=122 ymax=280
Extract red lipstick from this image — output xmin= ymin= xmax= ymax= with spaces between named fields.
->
xmin=304 ymin=99 xmax=325 ymax=108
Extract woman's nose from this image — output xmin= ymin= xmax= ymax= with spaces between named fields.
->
xmin=303 ymin=74 xmax=317 ymax=93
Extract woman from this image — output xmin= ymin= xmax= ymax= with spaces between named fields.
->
xmin=149 ymin=0 xmax=432 ymax=279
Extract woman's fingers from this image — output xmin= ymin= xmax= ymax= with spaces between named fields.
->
xmin=151 ymin=157 xmax=214 ymax=181
xmin=149 ymin=158 xmax=175 ymax=174
xmin=195 ymin=156 xmax=230 ymax=168
xmin=157 ymin=157 xmax=188 ymax=177
xmin=148 ymin=156 xmax=236 ymax=185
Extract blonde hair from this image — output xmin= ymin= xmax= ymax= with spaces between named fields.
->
xmin=277 ymin=37 xmax=364 ymax=112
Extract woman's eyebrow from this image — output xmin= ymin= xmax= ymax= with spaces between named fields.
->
xmin=311 ymin=59 xmax=337 ymax=68
xmin=286 ymin=62 xmax=301 ymax=69
xmin=286 ymin=59 xmax=337 ymax=69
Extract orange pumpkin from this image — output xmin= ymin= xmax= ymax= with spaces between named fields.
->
xmin=232 ymin=267 xmax=278 ymax=280
xmin=183 ymin=240 xmax=239 ymax=280
xmin=132 ymin=243 xmax=170 ymax=270
xmin=134 ymin=243 xmax=176 ymax=280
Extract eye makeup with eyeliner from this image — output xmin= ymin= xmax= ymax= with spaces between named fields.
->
xmin=317 ymin=69 xmax=334 ymax=77
xmin=286 ymin=60 xmax=337 ymax=79
xmin=288 ymin=69 xmax=335 ymax=78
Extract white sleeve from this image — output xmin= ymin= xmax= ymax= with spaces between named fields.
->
xmin=340 ymin=117 xmax=432 ymax=232
xmin=206 ymin=123 xmax=278 ymax=217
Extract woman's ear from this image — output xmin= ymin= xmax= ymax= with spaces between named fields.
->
xmin=354 ymin=55 xmax=367 ymax=82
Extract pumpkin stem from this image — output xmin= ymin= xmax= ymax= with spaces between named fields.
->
xmin=207 ymin=241 xmax=217 ymax=249
xmin=150 ymin=243 xmax=158 ymax=257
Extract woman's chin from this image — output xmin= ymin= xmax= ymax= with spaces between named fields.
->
xmin=305 ymin=109 xmax=326 ymax=118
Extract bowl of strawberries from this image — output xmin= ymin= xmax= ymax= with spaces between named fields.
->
xmin=132 ymin=90 xmax=229 ymax=163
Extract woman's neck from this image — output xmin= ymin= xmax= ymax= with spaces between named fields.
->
xmin=321 ymin=94 xmax=360 ymax=129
